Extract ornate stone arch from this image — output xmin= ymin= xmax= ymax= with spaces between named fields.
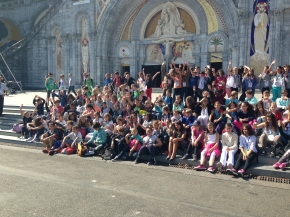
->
xmin=74 ymin=10 xmax=93 ymax=34
xmin=131 ymin=0 xmax=208 ymax=41
xmin=138 ymin=2 xmax=201 ymax=40
xmin=115 ymin=41 xmax=132 ymax=58
xmin=203 ymin=31 xmax=229 ymax=53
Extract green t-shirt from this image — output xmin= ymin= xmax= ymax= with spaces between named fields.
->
xmin=46 ymin=78 xmax=55 ymax=91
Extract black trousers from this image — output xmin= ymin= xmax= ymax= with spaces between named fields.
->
xmin=234 ymin=152 xmax=257 ymax=171
xmin=0 ymin=95 xmax=4 ymax=116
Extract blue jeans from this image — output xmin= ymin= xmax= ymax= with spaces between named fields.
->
xmin=68 ymin=86 xmax=77 ymax=95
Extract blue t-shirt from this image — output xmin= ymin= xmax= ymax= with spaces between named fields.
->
xmin=189 ymin=75 xmax=199 ymax=88
xmin=163 ymin=96 xmax=173 ymax=105
xmin=131 ymin=134 xmax=143 ymax=143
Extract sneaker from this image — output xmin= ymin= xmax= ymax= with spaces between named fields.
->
xmin=279 ymin=163 xmax=287 ymax=170
xmin=207 ymin=166 xmax=214 ymax=173
xmin=42 ymin=149 xmax=48 ymax=154
xmin=227 ymin=168 xmax=238 ymax=176
xmin=181 ymin=154 xmax=189 ymax=160
xmin=273 ymin=162 xmax=281 ymax=169
xmin=269 ymin=152 xmax=275 ymax=158
xmin=19 ymin=136 xmax=24 ymax=139
xmin=238 ymin=169 xmax=245 ymax=177
xmin=26 ymin=137 xmax=33 ymax=142
xmin=49 ymin=150 xmax=55 ymax=156
xmin=192 ymin=154 xmax=197 ymax=161
xmin=32 ymin=138 xmax=40 ymax=143
xmin=112 ymin=156 xmax=121 ymax=162
xmin=217 ymin=162 xmax=223 ymax=172
xmin=195 ymin=165 xmax=206 ymax=171
xmin=147 ymin=157 xmax=156 ymax=166
xmin=134 ymin=157 xmax=140 ymax=164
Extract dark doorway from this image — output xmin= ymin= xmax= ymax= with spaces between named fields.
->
xmin=142 ymin=65 xmax=162 ymax=88
xmin=211 ymin=62 xmax=223 ymax=71
xmin=122 ymin=66 xmax=130 ymax=75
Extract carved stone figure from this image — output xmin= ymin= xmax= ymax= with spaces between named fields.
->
xmin=151 ymin=2 xmax=187 ymax=38
xmin=81 ymin=18 xmax=90 ymax=74
xmin=254 ymin=2 xmax=268 ymax=54
xmin=55 ymin=29 xmax=64 ymax=76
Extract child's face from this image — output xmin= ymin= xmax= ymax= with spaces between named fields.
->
xmin=230 ymin=103 xmax=235 ymax=109
xmin=231 ymin=94 xmax=236 ymax=99
xmin=241 ymin=103 xmax=248 ymax=112
xmin=24 ymin=112 xmax=30 ymax=118
xmin=173 ymin=112 xmax=179 ymax=117
xmin=246 ymin=94 xmax=252 ymax=99
xmin=225 ymin=126 xmax=232 ymax=133
xmin=208 ymin=125 xmax=214 ymax=132
xmin=102 ymin=103 xmax=107 ymax=108
xmin=263 ymin=93 xmax=269 ymax=99
xmin=186 ymin=112 xmax=191 ymax=117
xmin=131 ymin=129 xmax=137 ymax=136
xmin=214 ymin=103 xmax=221 ymax=110
xmin=72 ymin=128 xmax=78 ymax=133
xmin=59 ymin=116 xmax=63 ymax=121
xmin=166 ymin=91 xmax=171 ymax=97
xmin=176 ymin=97 xmax=181 ymax=102
xmin=271 ymin=105 xmax=277 ymax=112
xmin=162 ymin=110 xmax=168 ymax=115
xmin=203 ymin=91 xmax=209 ymax=97
xmin=67 ymin=124 xmax=73 ymax=129
xmin=49 ymin=125 xmax=55 ymax=131
xmin=55 ymin=102 xmax=60 ymax=107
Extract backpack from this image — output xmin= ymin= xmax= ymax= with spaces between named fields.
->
xmin=12 ymin=123 xmax=23 ymax=133
xmin=102 ymin=148 xmax=112 ymax=160
xmin=272 ymin=142 xmax=286 ymax=157
xmin=77 ymin=142 xmax=87 ymax=157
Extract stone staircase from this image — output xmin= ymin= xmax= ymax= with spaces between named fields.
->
xmin=1 ymin=104 xmax=290 ymax=179
xmin=0 ymin=0 xmax=65 ymax=58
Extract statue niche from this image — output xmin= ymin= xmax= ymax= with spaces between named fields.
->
xmin=151 ymin=2 xmax=187 ymax=38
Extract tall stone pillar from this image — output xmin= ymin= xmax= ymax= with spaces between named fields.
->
xmin=130 ymin=40 xmax=138 ymax=78
xmin=238 ymin=12 xmax=247 ymax=66
xmin=231 ymin=47 xmax=239 ymax=67
xmin=274 ymin=10 xmax=283 ymax=66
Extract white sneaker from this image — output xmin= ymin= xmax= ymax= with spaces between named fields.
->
xmin=19 ymin=136 xmax=24 ymax=139
xmin=26 ymin=137 xmax=33 ymax=141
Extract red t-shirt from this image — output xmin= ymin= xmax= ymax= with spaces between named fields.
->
xmin=274 ymin=110 xmax=283 ymax=121
xmin=215 ymin=76 xmax=226 ymax=91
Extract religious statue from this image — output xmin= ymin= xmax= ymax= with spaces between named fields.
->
xmin=81 ymin=18 xmax=90 ymax=74
xmin=82 ymin=38 xmax=89 ymax=74
xmin=55 ymin=29 xmax=64 ymax=76
xmin=151 ymin=2 xmax=187 ymax=38
xmin=254 ymin=2 xmax=268 ymax=54
xmin=150 ymin=44 xmax=164 ymax=63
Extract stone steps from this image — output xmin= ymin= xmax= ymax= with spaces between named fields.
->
xmin=0 ymin=104 xmax=289 ymax=179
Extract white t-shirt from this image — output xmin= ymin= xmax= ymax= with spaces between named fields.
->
xmin=143 ymin=135 xmax=157 ymax=146
xmin=67 ymin=132 xmax=83 ymax=142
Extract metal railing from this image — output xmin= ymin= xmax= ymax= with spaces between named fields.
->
xmin=0 ymin=0 xmax=64 ymax=58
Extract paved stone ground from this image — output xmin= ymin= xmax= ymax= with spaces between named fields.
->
xmin=0 ymin=144 xmax=289 ymax=217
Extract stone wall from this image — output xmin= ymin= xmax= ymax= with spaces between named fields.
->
xmin=1 ymin=0 xmax=290 ymax=89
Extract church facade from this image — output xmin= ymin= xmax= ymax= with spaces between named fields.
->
xmin=0 ymin=0 xmax=289 ymax=88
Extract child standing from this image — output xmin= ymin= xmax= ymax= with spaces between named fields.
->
xmin=68 ymin=73 xmax=77 ymax=95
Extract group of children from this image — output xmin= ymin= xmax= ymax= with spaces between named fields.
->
xmin=17 ymin=62 xmax=290 ymax=177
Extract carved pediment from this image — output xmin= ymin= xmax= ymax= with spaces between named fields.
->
xmin=145 ymin=2 xmax=196 ymax=39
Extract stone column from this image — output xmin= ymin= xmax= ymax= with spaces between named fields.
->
xmin=238 ymin=12 xmax=247 ymax=66
xmin=139 ymin=44 xmax=146 ymax=71
xmin=231 ymin=47 xmax=239 ymax=67
xmin=200 ymin=53 xmax=209 ymax=69
xmin=130 ymin=40 xmax=138 ymax=78
xmin=222 ymin=52 xmax=228 ymax=71
xmin=274 ymin=10 xmax=283 ymax=65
